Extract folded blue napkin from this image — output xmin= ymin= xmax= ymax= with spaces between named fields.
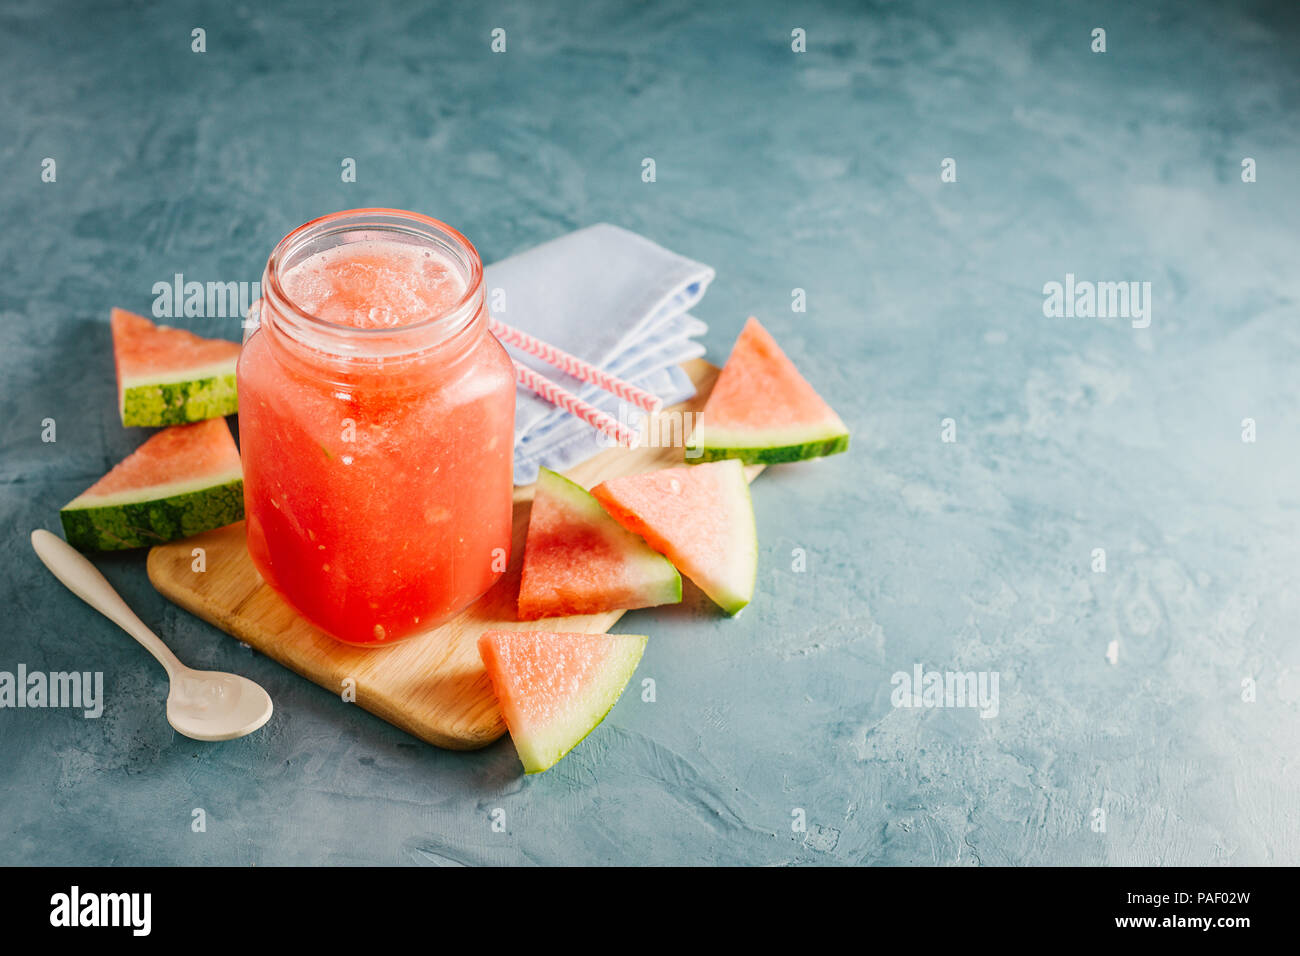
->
xmin=484 ymin=224 xmax=714 ymax=484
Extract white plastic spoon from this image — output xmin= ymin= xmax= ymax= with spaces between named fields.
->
xmin=31 ymin=529 xmax=273 ymax=741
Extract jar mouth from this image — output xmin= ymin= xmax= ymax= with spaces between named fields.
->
xmin=262 ymin=208 xmax=484 ymax=354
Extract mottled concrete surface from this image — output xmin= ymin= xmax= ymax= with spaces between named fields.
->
xmin=3 ymin=0 xmax=1300 ymax=865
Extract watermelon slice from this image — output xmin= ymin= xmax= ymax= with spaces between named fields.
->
xmin=112 ymin=307 xmax=242 ymax=427
xmin=690 ymin=316 xmax=849 ymax=464
xmin=478 ymin=629 xmax=648 ymax=773
xmin=60 ymin=418 xmax=245 ymax=551
xmin=518 ymin=469 xmax=681 ymax=620
xmin=591 ymin=459 xmax=757 ymax=614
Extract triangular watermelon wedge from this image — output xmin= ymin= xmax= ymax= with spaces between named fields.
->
xmin=60 ymin=418 xmax=244 ymax=551
xmin=518 ymin=468 xmax=681 ymax=620
xmin=478 ymin=629 xmax=648 ymax=773
xmin=690 ymin=316 xmax=849 ymax=464
xmin=591 ymin=459 xmax=757 ymax=615
xmin=112 ymin=308 xmax=242 ymax=427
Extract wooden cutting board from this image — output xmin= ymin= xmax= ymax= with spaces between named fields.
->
xmin=147 ymin=359 xmax=761 ymax=750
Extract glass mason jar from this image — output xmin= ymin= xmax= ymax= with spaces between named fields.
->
xmin=238 ymin=209 xmax=515 ymax=646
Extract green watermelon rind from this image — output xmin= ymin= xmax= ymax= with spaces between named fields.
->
xmin=707 ymin=461 xmax=759 ymax=615
xmin=120 ymin=368 xmax=239 ymax=427
xmin=481 ymin=632 xmax=648 ymax=774
xmin=519 ymin=469 xmax=681 ymax=619
xmin=60 ymin=477 xmax=244 ymax=551
xmin=688 ymin=423 xmax=850 ymax=465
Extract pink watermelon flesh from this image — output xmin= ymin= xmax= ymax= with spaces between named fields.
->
xmin=518 ymin=468 xmax=681 ymax=620
xmin=112 ymin=307 xmax=242 ymax=426
xmin=79 ymin=418 xmax=241 ymax=498
xmin=478 ymin=629 xmax=648 ymax=773
xmin=60 ymin=418 xmax=244 ymax=551
xmin=691 ymin=316 xmax=849 ymax=464
xmin=591 ymin=459 xmax=757 ymax=615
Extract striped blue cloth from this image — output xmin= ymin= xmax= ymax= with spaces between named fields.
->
xmin=484 ymin=224 xmax=714 ymax=484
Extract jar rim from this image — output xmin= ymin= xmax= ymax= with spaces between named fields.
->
xmin=263 ymin=208 xmax=484 ymax=343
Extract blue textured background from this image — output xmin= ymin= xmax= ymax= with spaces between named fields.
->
xmin=3 ymin=0 xmax=1299 ymax=865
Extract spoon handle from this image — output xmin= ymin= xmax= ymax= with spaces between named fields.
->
xmin=31 ymin=529 xmax=185 ymax=679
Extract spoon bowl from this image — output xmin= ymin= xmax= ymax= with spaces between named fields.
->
xmin=167 ymin=669 xmax=274 ymax=741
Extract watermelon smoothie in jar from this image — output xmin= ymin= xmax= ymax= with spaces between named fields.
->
xmin=238 ymin=209 xmax=515 ymax=646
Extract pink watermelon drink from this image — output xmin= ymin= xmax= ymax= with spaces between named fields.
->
xmin=238 ymin=210 xmax=515 ymax=646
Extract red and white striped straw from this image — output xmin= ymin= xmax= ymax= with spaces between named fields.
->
xmin=513 ymin=361 xmax=640 ymax=449
xmin=490 ymin=317 xmax=662 ymax=413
